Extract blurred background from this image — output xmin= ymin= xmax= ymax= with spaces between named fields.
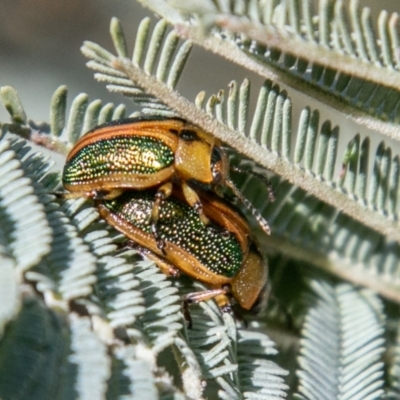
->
xmin=0 ymin=0 xmax=259 ymax=123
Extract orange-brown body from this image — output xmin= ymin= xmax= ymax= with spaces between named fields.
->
xmin=63 ymin=117 xmax=228 ymax=209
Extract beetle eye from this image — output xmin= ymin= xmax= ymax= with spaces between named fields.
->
xmin=211 ymin=147 xmax=223 ymax=164
xmin=180 ymin=129 xmax=199 ymax=141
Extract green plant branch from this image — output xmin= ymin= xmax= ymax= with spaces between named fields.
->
xmin=203 ymin=15 xmax=400 ymax=93
xmin=173 ymin=22 xmax=400 ymax=141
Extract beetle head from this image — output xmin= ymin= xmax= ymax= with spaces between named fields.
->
xmin=230 ymin=247 xmax=269 ymax=311
xmin=175 ymin=126 xmax=229 ymax=186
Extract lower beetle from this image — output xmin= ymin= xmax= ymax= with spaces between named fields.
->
xmin=96 ymin=189 xmax=269 ymax=324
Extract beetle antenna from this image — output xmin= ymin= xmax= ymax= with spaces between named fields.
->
xmin=230 ymin=166 xmax=275 ymax=202
xmin=226 ymin=179 xmax=271 ymax=235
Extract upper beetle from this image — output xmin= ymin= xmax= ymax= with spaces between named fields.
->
xmin=62 ymin=116 xmax=229 ymax=238
xmin=96 ymin=188 xmax=269 ymax=325
xmin=62 ymin=116 xmax=273 ymax=245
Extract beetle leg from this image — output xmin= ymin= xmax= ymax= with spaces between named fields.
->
xmin=90 ymin=189 xmax=125 ymax=200
xmin=182 ymin=285 xmax=231 ymax=328
xmin=53 ymin=190 xmax=89 ymax=199
xmin=120 ymin=240 xmax=180 ymax=277
xmin=54 ymin=189 xmax=124 ymax=200
xmin=142 ymin=248 xmax=181 ymax=277
xmin=181 ymin=182 xmax=210 ymax=225
xmin=151 ymin=182 xmax=173 ymax=252
xmin=183 ymin=287 xmax=230 ymax=305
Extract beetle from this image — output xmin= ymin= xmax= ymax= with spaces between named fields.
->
xmin=96 ymin=188 xmax=269 ymax=325
xmin=63 ymin=116 xmax=227 ymax=237
xmin=62 ymin=116 xmax=272 ymax=249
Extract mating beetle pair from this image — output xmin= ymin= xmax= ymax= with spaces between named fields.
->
xmin=63 ymin=116 xmax=271 ymax=247
xmin=62 ymin=116 xmax=271 ymax=319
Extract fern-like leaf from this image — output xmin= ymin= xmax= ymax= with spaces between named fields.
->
xmin=158 ymin=0 xmax=400 ymax=136
xmin=0 ymin=139 xmax=52 ymax=271
xmin=82 ymin=17 xmax=192 ymax=118
xmin=296 ymin=280 xmax=385 ymax=400
xmin=181 ymin=282 xmax=288 ymax=399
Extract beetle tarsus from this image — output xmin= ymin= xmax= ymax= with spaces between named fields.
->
xmin=90 ymin=189 xmax=107 ymax=199
xmin=182 ymin=299 xmax=193 ymax=329
xmin=194 ymin=201 xmax=210 ymax=226
xmin=156 ymin=238 xmax=167 ymax=254
xmin=220 ymin=229 xmax=231 ymax=239
xmin=150 ymin=183 xmax=173 ymax=249
xmin=151 ymin=215 xmax=167 ymax=254
xmin=90 ymin=189 xmax=124 ymax=200
xmin=52 ymin=191 xmax=67 ymax=199
xmin=181 ymin=182 xmax=210 ymax=225
xmin=220 ymin=303 xmax=233 ymax=314
xmin=135 ymin=246 xmax=181 ymax=277
xmin=168 ymin=266 xmax=180 ymax=277
xmin=116 ymin=239 xmax=137 ymax=251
